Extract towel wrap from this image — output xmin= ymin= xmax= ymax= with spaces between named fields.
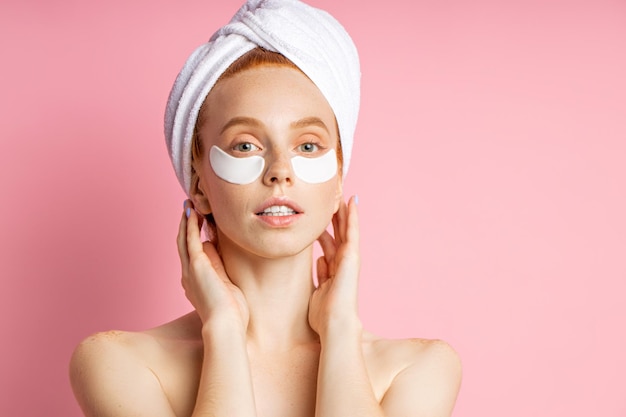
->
xmin=165 ymin=0 xmax=361 ymax=195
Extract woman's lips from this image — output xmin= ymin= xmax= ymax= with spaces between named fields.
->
xmin=254 ymin=196 xmax=303 ymax=227
xmin=256 ymin=211 xmax=302 ymax=227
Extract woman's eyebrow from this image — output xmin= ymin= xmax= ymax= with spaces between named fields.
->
xmin=290 ymin=117 xmax=329 ymax=132
xmin=220 ymin=117 xmax=263 ymax=134
xmin=219 ymin=116 xmax=329 ymax=134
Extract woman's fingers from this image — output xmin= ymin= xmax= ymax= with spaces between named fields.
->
xmin=185 ymin=206 xmax=205 ymax=259
xmin=202 ymin=240 xmax=229 ymax=283
xmin=333 ymin=199 xmax=352 ymax=246
xmin=318 ymin=230 xmax=336 ymax=259
xmin=331 ymin=207 xmax=340 ymax=244
xmin=308 ymin=197 xmax=362 ymax=336
xmin=332 ymin=202 xmax=343 ymax=245
xmin=340 ymin=200 xmax=349 ymax=243
xmin=345 ymin=195 xmax=360 ymax=251
xmin=317 ymin=230 xmax=337 ymax=280
xmin=316 ymin=256 xmax=329 ymax=286
xmin=177 ymin=210 xmax=190 ymax=281
xmin=328 ymin=197 xmax=360 ymax=288
xmin=334 ymin=196 xmax=360 ymax=294
xmin=180 ymin=200 xmax=212 ymax=292
xmin=319 ymin=196 xmax=360 ymax=274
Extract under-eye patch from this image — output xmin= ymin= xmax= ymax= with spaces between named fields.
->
xmin=291 ymin=150 xmax=337 ymax=183
xmin=209 ymin=146 xmax=265 ymax=184
xmin=209 ymin=146 xmax=338 ymax=185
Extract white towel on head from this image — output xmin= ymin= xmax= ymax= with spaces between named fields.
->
xmin=165 ymin=0 xmax=361 ymax=195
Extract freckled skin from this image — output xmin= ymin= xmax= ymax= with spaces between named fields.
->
xmin=69 ymin=66 xmax=462 ymax=417
xmin=71 ymin=313 xmax=461 ymax=417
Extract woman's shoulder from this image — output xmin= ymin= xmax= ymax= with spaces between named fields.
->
xmin=364 ymin=331 xmax=461 ymax=368
xmin=68 ymin=329 xmax=164 ymax=415
xmin=69 ymin=312 xmax=202 ymax=416
xmin=362 ymin=331 xmax=462 ymax=412
xmin=71 ymin=312 xmax=201 ymax=360
xmin=69 ymin=329 xmax=153 ymax=378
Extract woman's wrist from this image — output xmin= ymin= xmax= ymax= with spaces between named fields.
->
xmin=201 ymin=315 xmax=247 ymax=341
xmin=318 ymin=315 xmax=363 ymax=344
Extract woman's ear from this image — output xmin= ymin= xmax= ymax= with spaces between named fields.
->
xmin=189 ymin=175 xmax=212 ymax=215
xmin=333 ymin=177 xmax=343 ymax=213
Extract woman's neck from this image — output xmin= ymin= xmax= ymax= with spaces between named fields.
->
xmin=218 ymin=236 xmax=319 ymax=352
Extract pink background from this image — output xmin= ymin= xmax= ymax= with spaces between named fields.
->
xmin=1 ymin=0 xmax=625 ymax=415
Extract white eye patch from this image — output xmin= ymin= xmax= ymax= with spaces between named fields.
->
xmin=291 ymin=150 xmax=338 ymax=183
xmin=209 ymin=146 xmax=338 ymax=185
xmin=209 ymin=146 xmax=265 ymax=185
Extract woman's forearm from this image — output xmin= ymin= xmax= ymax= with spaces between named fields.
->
xmin=315 ymin=320 xmax=384 ymax=417
xmin=192 ymin=320 xmax=257 ymax=417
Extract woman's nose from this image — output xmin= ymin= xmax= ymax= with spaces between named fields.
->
xmin=262 ymin=150 xmax=293 ymax=185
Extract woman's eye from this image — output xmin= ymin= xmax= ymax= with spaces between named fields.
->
xmin=234 ymin=142 xmax=259 ymax=152
xmin=299 ymin=143 xmax=319 ymax=153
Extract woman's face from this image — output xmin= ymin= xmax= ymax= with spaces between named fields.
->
xmin=194 ymin=65 xmax=342 ymax=258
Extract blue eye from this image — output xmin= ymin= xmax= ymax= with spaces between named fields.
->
xmin=299 ymin=143 xmax=319 ymax=153
xmin=234 ymin=142 xmax=259 ymax=152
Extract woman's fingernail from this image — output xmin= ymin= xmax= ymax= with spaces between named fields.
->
xmin=183 ymin=200 xmax=187 ymax=209
xmin=185 ymin=207 xmax=191 ymax=218
xmin=354 ymin=194 xmax=359 ymax=205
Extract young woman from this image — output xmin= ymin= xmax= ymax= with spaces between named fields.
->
xmin=70 ymin=1 xmax=461 ymax=416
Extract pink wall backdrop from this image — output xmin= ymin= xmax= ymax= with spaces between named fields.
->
xmin=1 ymin=0 xmax=624 ymax=415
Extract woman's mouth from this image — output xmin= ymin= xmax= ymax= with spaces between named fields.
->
xmin=254 ymin=198 xmax=303 ymax=227
xmin=257 ymin=205 xmax=298 ymax=216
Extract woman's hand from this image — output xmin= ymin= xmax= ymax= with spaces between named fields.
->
xmin=177 ymin=200 xmax=249 ymax=329
xmin=308 ymin=196 xmax=362 ymax=340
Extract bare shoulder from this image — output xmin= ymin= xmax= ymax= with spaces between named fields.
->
xmin=368 ymin=334 xmax=462 ymax=375
xmin=71 ymin=328 xmax=156 ymax=362
xmin=70 ymin=328 xmax=151 ymax=385
xmin=69 ymin=313 xmax=201 ymax=417
xmin=363 ymin=332 xmax=462 ymax=417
